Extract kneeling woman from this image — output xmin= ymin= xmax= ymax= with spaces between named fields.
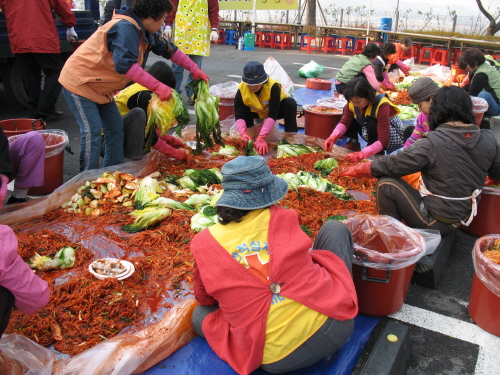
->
xmin=190 ymin=155 xmax=358 ymax=375
xmin=341 ymin=86 xmax=500 ymax=237
xmin=234 ymin=61 xmax=297 ymax=156
xmin=324 ymin=77 xmax=404 ymax=163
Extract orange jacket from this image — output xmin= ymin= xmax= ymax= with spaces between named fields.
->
xmin=59 ymin=14 xmax=146 ymax=104
xmin=388 ymin=43 xmax=403 ymax=65
xmin=0 ymin=0 xmax=75 ymax=54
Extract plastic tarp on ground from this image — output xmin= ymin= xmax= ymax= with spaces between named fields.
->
xmin=143 ymin=315 xmax=379 ymax=375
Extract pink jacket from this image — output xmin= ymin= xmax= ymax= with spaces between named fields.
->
xmin=0 ymin=225 xmax=49 ymax=315
xmin=191 ymin=205 xmax=358 ymax=375
xmin=0 ymin=0 xmax=76 ymax=54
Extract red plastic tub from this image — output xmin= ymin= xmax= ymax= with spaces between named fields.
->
xmin=345 ymin=215 xmax=426 ymax=317
xmin=303 ymin=109 xmax=342 ymax=140
xmin=461 ymin=188 xmax=500 ymax=237
xmin=218 ymin=97 xmax=235 ymax=121
xmin=451 ymin=64 xmax=466 ymax=83
xmin=468 ymin=235 xmax=500 ymax=336
xmin=0 ymin=118 xmax=45 ymax=137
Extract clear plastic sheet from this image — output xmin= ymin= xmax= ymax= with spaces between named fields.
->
xmin=344 ymin=214 xmax=427 ymax=270
xmin=414 ymin=228 xmax=442 ymax=256
xmin=209 ymin=81 xmax=239 ymax=99
xmin=417 ymin=64 xmax=452 ymax=84
xmin=472 ymin=235 xmax=500 ymax=298
xmin=470 ymin=96 xmax=489 ymax=114
xmin=0 ymin=334 xmax=55 ymax=375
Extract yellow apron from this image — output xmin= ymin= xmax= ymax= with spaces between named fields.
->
xmin=173 ymin=0 xmax=210 ymax=56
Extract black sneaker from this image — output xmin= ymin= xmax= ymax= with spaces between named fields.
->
xmin=7 ymin=196 xmax=27 ymax=204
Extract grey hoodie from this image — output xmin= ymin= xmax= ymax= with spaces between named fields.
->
xmin=371 ymin=123 xmax=500 ymax=223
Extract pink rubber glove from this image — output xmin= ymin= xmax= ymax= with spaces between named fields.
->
xmin=396 ymin=60 xmax=411 ymax=75
xmin=258 ymin=117 xmax=276 ymax=138
xmin=170 ymin=50 xmax=209 ymax=82
xmin=381 ymin=72 xmax=396 ymax=90
xmin=344 ymin=141 xmax=384 ymax=163
xmin=125 ymin=63 xmax=172 ymax=101
xmin=152 ymin=138 xmax=187 ymax=160
xmin=0 ymin=174 xmax=8 ymax=209
xmin=155 ymin=129 xmax=186 ymax=148
xmin=255 ymin=135 xmax=268 ymax=155
xmin=235 ymin=119 xmax=252 ymax=142
xmin=340 ymin=162 xmax=373 ymax=178
xmin=323 ymin=123 xmax=348 ymax=151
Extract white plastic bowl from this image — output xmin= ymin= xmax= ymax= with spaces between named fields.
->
xmin=88 ymin=258 xmax=135 ymax=280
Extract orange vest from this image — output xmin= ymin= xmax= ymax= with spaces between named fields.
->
xmin=59 ymin=14 xmax=146 ymax=104
xmin=388 ymin=43 xmax=403 ymax=65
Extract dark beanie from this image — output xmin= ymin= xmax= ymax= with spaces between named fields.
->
xmin=408 ymin=77 xmax=439 ymax=104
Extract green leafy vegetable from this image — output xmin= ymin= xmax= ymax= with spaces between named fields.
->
xmin=325 ymin=215 xmax=348 ymax=222
xmin=122 ymin=206 xmax=172 ymax=233
xmin=133 ymin=176 xmax=162 ymax=210
xmin=314 ymin=158 xmax=339 ymax=177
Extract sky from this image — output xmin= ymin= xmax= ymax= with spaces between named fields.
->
xmin=320 ymin=0 xmax=496 ymax=18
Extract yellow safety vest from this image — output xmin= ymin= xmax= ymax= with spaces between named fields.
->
xmin=238 ymin=78 xmax=288 ymax=119
xmin=114 ymin=83 xmax=148 ymax=117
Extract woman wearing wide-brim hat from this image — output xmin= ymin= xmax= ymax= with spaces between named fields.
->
xmin=234 ymin=61 xmax=298 ymax=156
xmin=190 ymin=155 xmax=358 ymax=375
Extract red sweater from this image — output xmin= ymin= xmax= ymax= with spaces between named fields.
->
xmin=191 ymin=205 xmax=358 ymax=375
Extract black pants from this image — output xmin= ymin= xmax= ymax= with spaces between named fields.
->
xmin=344 ymin=118 xmax=384 ymax=153
xmin=376 ymin=176 xmax=457 ymax=237
xmin=0 ymin=285 xmax=15 ymax=338
xmin=240 ymin=97 xmax=298 ymax=132
xmin=15 ymin=53 xmax=64 ymax=118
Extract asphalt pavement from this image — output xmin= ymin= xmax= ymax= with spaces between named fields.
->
xmin=1 ymin=43 xmax=500 ymax=375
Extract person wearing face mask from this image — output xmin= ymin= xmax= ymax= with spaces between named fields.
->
xmin=403 ymin=77 xmax=440 ymax=147
xmin=234 ymin=61 xmax=298 ymax=156
xmin=59 ymin=0 xmax=208 ymax=171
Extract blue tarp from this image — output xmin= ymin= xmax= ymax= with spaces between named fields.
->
xmin=294 ymin=79 xmax=337 ymax=106
xmin=143 ymin=314 xmax=379 ymax=375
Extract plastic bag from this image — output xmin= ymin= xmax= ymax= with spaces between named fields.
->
xmin=418 ymin=64 xmax=452 ymax=84
xmin=264 ymin=56 xmax=295 ymax=98
xmin=413 ymin=228 xmax=441 ymax=256
xmin=209 ymin=81 xmax=239 ymax=99
xmin=0 ymin=334 xmax=55 ymax=375
xmin=343 ymin=214 xmax=427 ymax=270
xmin=472 ymin=235 xmax=500 ymax=298
xmin=52 ymin=299 xmax=198 ymax=375
xmin=298 ymin=60 xmax=324 ymax=78
xmin=470 ymin=96 xmax=489 ymax=114
xmin=387 ymin=70 xmax=403 ymax=83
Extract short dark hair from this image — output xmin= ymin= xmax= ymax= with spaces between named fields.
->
xmin=216 ymin=206 xmax=250 ymax=225
xmin=133 ymin=0 xmax=172 ymax=21
xmin=147 ymin=61 xmax=176 ymax=87
xmin=400 ymin=37 xmax=412 ymax=48
xmin=343 ymin=77 xmax=377 ymax=104
xmin=361 ymin=43 xmax=381 ymax=59
xmin=381 ymin=42 xmax=396 ymax=57
xmin=427 ymin=86 xmax=476 ymax=130
xmin=458 ymin=48 xmax=485 ymax=70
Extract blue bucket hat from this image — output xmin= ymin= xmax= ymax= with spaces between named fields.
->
xmin=242 ymin=61 xmax=269 ymax=86
xmin=215 ymin=155 xmax=288 ymax=210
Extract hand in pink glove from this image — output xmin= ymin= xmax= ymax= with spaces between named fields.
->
xmin=255 ymin=135 xmax=268 ymax=155
xmin=235 ymin=119 xmax=252 ymax=142
xmin=340 ymin=162 xmax=373 ymax=179
xmin=381 ymin=72 xmax=396 ymax=90
xmin=192 ymin=68 xmax=209 ymax=83
xmin=323 ymin=123 xmax=348 ymax=151
xmin=152 ymin=138 xmax=187 ymax=160
xmin=125 ymin=63 xmax=172 ymax=101
xmin=156 ymin=130 xmax=186 ymax=148
xmin=0 ymin=174 xmax=8 ymax=209
xmin=344 ymin=152 xmax=365 ymax=164
xmin=396 ymin=60 xmax=411 ymax=75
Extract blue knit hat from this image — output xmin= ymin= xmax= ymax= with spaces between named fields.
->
xmin=215 ymin=156 xmax=288 ymax=210
xmin=242 ymin=61 xmax=269 ymax=86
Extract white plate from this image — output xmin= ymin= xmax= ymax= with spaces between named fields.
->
xmin=88 ymin=258 xmax=135 ymax=280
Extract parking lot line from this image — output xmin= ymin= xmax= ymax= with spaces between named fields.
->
xmin=390 ymin=304 xmax=500 ymax=375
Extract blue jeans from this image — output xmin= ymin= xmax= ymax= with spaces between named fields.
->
xmin=63 ymin=88 xmax=124 ymax=171
xmin=478 ymin=91 xmax=500 ymax=116
xmin=172 ymin=54 xmax=203 ymax=98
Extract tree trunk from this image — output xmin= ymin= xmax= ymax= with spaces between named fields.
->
xmin=306 ymin=0 xmax=316 ymax=26
xmin=476 ymin=0 xmax=500 ymax=36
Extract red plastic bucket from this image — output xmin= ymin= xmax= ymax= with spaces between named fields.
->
xmin=0 ymin=119 xmax=45 ymax=137
xmin=461 ymin=188 xmax=500 ymax=237
xmin=451 ymin=64 xmax=466 ymax=83
xmin=468 ymin=235 xmax=500 ymax=336
xmin=218 ymin=98 xmax=235 ymax=121
xmin=303 ymin=109 xmax=342 ymax=140
xmin=345 ymin=215 xmax=426 ymax=317
xmin=474 ymin=112 xmax=484 ymax=126
xmin=28 ymin=132 xmax=68 ymax=196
